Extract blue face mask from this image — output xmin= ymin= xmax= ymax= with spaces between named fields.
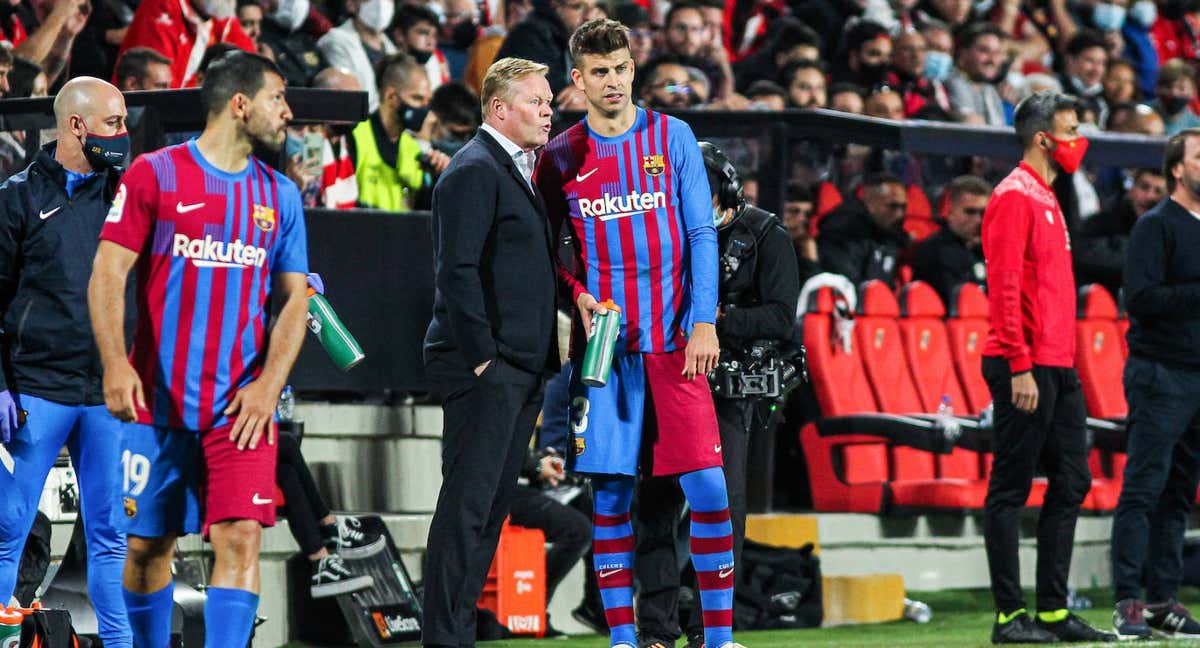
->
xmin=81 ymin=126 xmax=130 ymax=170
xmin=924 ymin=51 xmax=953 ymax=82
xmin=1093 ymin=2 xmax=1127 ymax=31
xmin=713 ymin=206 xmax=727 ymax=228
xmin=1129 ymin=0 xmax=1157 ymax=27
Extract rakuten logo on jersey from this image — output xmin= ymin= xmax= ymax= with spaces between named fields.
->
xmin=579 ymin=190 xmax=667 ymax=221
xmin=172 ymin=234 xmax=266 ymax=269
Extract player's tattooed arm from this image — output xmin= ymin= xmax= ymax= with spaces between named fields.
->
xmin=225 ymin=271 xmax=308 ymax=451
xmin=90 ymin=240 xmax=144 ymax=422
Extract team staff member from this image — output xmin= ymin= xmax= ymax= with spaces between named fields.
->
xmin=0 ymin=77 xmax=132 ymax=647
xmin=635 ymin=142 xmax=800 ymax=648
xmin=537 ymin=19 xmax=741 ymax=648
xmin=1110 ymin=128 xmax=1200 ymax=639
xmin=421 ymin=57 xmax=564 ymax=648
xmin=89 ymin=52 xmax=309 ymax=648
xmin=980 ymin=91 xmax=1114 ymax=644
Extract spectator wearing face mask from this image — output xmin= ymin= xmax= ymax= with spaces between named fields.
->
xmin=1120 ymin=0 xmax=1159 ymax=98
xmin=258 ymin=0 xmax=329 ymax=86
xmin=1151 ymin=59 xmax=1200 ymax=135
xmin=1059 ymin=30 xmax=1109 ymax=124
xmin=833 ymin=20 xmax=893 ymax=90
xmin=779 ymin=59 xmax=826 ymax=109
xmin=885 ymin=29 xmax=951 ymax=118
xmin=437 ymin=0 xmax=479 ymax=80
xmin=117 ymin=0 xmax=254 ymax=87
xmin=350 ymin=52 xmax=449 ymax=212
xmin=945 ymin=21 xmax=1008 ymax=126
xmin=391 ymin=3 xmax=449 ymax=91
xmin=317 ymin=0 xmax=398 ymax=111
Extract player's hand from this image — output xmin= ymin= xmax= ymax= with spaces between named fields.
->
xmin=575 ymin=292 xmax=608 ymax=336
xmin=538 ymin=454 xmax=564 ymax=486
xmin=555 ymin=86 xmax=587 ymax=110
xmin=1011 ymin=371 xmax=1039 ymax=414
xmin=0 ymin=390 xmax=17 ymax=444
xmin=103 ymin=360 xmax=145 ymax=422
xmin=427 ymin=150 xmax=451 ymax=175
xmin=225 ymin=379 xmax=279 ymax=451
xmin=684 ymin=323 xmax=719 ymax=381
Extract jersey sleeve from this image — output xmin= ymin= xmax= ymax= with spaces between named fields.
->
xmin=668 ymin=118 xmax=718 ymax=326
xmin=100 ymin=155 xmax=158 ymax=253
xmin=271 ymin=177 xmax=309 ymax=275
xmin=534 ymin=146 xmax=585 ymax=302
xmin=982 ymin=190 xmax=1033 ymax=373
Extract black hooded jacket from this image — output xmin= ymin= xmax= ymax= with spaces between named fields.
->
xmin=817 ymin=199 xmax=912 ymax=286
xmin=495 ymin=0 xmax=573 ymax=95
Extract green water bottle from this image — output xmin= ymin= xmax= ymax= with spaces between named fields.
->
xmin=307 ymin=288 xmax=366 ymax=371
xmin=581 ymin=300 xmax=621 ymax=387
xmin=0 ymin=608 xmax=22 ymax=648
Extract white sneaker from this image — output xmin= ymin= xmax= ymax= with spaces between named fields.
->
xmin=333 ymin=515 xmax=386 ymax=558
xmin=311 ymin=553 xmax=374 ymax=598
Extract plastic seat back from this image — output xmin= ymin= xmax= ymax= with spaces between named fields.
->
xmin=1075 ymin=284 xmax=1127 ymax=419
xmin=947 ymin=283 xmax=991 ymax=414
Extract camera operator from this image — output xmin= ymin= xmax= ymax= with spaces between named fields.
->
xmin=633 ymin=141 xmax=802 ymax=647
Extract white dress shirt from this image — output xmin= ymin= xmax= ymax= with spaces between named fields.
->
xmin=480 ymin=122 xmax=536 ymax=189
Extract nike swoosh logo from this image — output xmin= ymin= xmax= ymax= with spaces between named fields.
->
xmin=714 ymin=445 xmax=722 ymax=453
xmin=38 ymin=206 xmax=61 ymax=220
xmin=177 ymin=201 xmax=205 ymax=213
xmin=575 ymin=168 xmax=598 ymax=182
xmin=718 ymin=568 xmax=734 ymax=579
xmin=251 ymin=493 xmax=273 ymax=505
xmin=598 ymin=569 xmax=623 ymax=578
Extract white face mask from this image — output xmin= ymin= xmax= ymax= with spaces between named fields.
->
xmin=271 ymin=0 xmax=310 ymax=31
xmin=357 ymin=0 xmax=394 ymax=32
xmin=201 ymin=0 xmax=235 ymax=19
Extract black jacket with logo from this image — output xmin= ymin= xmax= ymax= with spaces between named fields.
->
xmin=0 ymin=146 xmax=126 ymax=405
xmin=817 ymin=199 xmax=912 ymax=287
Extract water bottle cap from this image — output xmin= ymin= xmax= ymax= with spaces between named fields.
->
xmin=0 ymin=609 xmax=20 ymax=624
xmin=599 ymin=299 xmax=622 ymax=313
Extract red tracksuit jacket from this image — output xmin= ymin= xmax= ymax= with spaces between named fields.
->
xmin=981 ymin=162 xmax=1077 ymax=373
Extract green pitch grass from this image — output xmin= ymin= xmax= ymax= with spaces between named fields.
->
xmin=283 ymin=588 xmax=1200 ymax=648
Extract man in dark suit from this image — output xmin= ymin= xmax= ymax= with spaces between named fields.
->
xmin=421 ymin=57 xmax=560 ymax=647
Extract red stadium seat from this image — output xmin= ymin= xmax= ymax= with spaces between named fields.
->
xmin=946 ymin=283 xmax=991 ymax=415
xmin=1075 ymin=284 xmax=1127 ymax=420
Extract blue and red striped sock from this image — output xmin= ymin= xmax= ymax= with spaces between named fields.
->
xmin=592 ymin=475 xmax=637 ymax=647
xmin=681 ymin=466 xmax=735 ymax=648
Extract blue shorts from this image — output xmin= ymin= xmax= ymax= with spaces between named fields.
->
xmin=569 ymin=350 xmax=722 ymax=477
xmin=112 ymin=422 xmax=277 ymax=539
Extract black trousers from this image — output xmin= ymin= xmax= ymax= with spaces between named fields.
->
xmin=1111 ymin=355 xmax=1200 ymax=603
xmin=421 ymin=355 xmax=546 ymax=648
xmin=634 ymin=397 xmax=756 ymax=639
xmin=508 ymin=485 xmax=592 ymax=605
xmin=982 ymin=358 xmax=1091 ymax=615
xmin=276 ymin=433 xmax=332 ymax=556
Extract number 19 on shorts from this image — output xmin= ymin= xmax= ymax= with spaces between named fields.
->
xmin=122 ymin=450 xmax=150 ymax=496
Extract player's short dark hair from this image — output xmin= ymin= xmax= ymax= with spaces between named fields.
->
xmin=7 ymin=56 xmax=40 ymax=98
xmin=375 ymin=52 xmax=422 ymax=93
xmin=862 ymin=172 xmax=903 ymax=190
xmin=946 ymin=175 xmax=991 ymax=202
xmin=200 ymin=50 xmax=284 ymax=117
xmin=393 ymin=3 xmax=439 ymax=33
xmin=663 ymin=1 xmax=702 ymax=29
xmin=1013 ymin=90 xmax=1080 ymax=149
xmin=1163 ymin=128 xmax=1200 ymax=193
xmin=1066 ymin=29 xmax=1107 ymax=58
xmin=115 ymin=47 xmax=172 ymax=88
xmin=845 ymin=20 xmax=890 ymax=55
xmin=768 ymin=18 xmax=820 ymax=53
xmin=430 ymin=81 xmax=481 ymax=127
xmin=828 ymin=81 xmax=865 ymax=99
xmin=570 ymin=18 xmax=631 ymax=63
xmin=777 ymin=59 xmax=824 ymax=87
xmin=954 ymin=21 xmax=1005 ymax=52
xmin=785 ymin=180 xmax=813 ymax=203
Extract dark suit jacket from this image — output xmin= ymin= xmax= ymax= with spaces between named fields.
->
xmin=423 ymin=129 xmax=559 ymax=374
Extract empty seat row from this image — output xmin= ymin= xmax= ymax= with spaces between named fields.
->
xmin=799 ymin=279 xmax=1129 ymax=514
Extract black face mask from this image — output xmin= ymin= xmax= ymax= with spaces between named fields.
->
xmin=432 ymin=137 xmax=469 ymax=156
xmin=1161 ymin=95 xmax=1192 ymax=115
xmin=327 ymin=123 xmax=355 ymax=138
xmin=451 ymin=21 xmax=478 ymax=49
xmin=857 ymin=62 xmax=889 ymax=86
xmin=1162 ymin=0 xmax=1200 ymax=19
xmin=411 ymin=48 xmax=433 ymax=64
xmin=402 ymin=104 xmax=430 ymax=131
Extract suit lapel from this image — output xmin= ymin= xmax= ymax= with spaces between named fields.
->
xmin=476 ymin=129 xmax=546 ymax=215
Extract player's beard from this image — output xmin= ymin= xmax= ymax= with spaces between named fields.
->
xmin=245 ymin=112 xmax=286 ymax=152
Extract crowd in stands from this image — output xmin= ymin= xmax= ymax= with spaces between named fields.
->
xmin=0 ymin=0 xmax=1185 ymax=303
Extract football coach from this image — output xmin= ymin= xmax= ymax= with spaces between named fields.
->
xmin=420 ymin=57 xmax=561 ymax=647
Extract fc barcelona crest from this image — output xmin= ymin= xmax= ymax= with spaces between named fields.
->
xmin=642 ymin=154 xmax=664 ymax=176
xmin=253 ymin=204 xmax=276 ymax=232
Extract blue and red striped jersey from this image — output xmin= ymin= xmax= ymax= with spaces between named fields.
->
xmin=101 ymin=140 xmax=309 ymax=431
xmin=537 ymin=108 xmax=717 ymax=354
